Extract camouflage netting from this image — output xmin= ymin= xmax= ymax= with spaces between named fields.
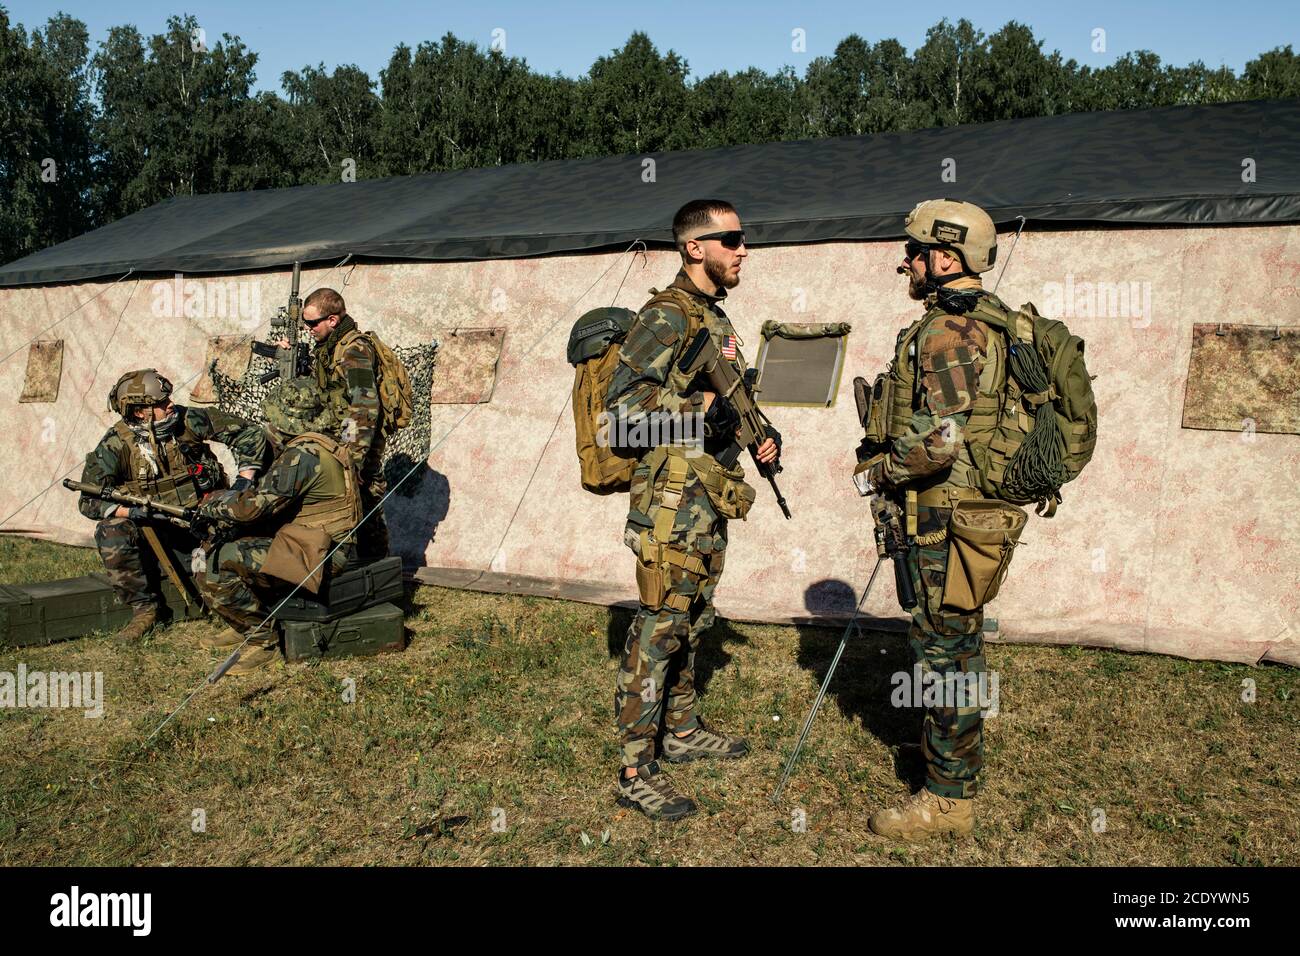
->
xmin=209 ymin=339 xmax=439 ymax=498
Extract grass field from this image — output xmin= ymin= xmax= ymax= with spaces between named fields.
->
xmin=1 ymin=535 xmax=1296 ymax=866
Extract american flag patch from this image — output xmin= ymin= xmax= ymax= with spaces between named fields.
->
xmin=721 ymin=335 xmax=737 ymax=360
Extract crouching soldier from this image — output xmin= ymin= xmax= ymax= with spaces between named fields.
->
xmin=194 ymin=378 xmax=362 ymax=675
xmin=78 ymin=369 xmax=265 ymax=639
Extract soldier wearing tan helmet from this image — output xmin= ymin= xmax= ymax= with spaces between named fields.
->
xmin=77 ymin=369 xmax=267 ymax=640
xmin=855 ymin=199 xmax=1013 ymax=841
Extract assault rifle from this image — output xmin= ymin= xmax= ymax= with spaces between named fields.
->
xmin=63 ymin=479 xmax=222 ymax=607
xmin=677 ymin=328 xmax=791 ymax=519
xmin=64 ymin=479 xmax=199 ymax=530
xmin=251 ymin=261 xmax=307 ymax=385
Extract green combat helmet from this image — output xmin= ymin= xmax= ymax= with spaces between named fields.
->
xmin=108 ymin=368 xmax=173 ymax=418
xmin=261 ymin=377 xmax=341 ymax=439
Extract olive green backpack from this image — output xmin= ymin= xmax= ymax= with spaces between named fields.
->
xmin=966 ymin=297 xmax=1098 ymax=517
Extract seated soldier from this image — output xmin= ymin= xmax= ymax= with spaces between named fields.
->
xmin=194 ymin=378 xmax=362 ymax=675
xmin=78 ymin=369 xmax=265 ymax=639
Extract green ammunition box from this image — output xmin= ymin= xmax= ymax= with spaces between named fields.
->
xmin=0 ymin=574 xmax=205 ymax=648
xmin=281 ymin=601 xmax=405 ymax=662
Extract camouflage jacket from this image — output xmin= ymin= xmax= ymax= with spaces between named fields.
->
xmin=197 ymin=436 xmax=351 ymax=532
xmin=605 ymin=270 xmax=742 ymax=556
xmin=874 ymin=283 xmax=999 ymax=491
xmin=78 ymin=406 xmax=267 ymax=520
xmin=314 ymin=314 xmax=382 ymax=472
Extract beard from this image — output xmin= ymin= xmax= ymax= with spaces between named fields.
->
xmin=704 ymin=252 xmax=740 ymax=290
xmin=906 ymin=268 xmax=928 ymax=301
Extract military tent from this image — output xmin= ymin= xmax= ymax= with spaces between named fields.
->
xmin=2 ymin=99 xmax=1297 ymax=665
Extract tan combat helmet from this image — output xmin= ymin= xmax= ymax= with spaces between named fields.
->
xmin=108 ymin=368 xmax=173 ymax=418
xmin=904 ymin=199 xmax=998 ymax=274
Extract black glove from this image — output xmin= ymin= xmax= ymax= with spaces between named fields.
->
xmin=125 ymin=506 xmax=150 ymax=522
xmin=232 ymin=475 xmax=254 ymax=492
xmin=703 ymin=394 xmax=740 ymax=439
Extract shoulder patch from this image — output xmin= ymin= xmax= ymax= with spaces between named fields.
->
xmin=639 ymin=304 xmax=689 ymax=347
xmin=346 ymin=366 xmax=377 ymax=391
xmin=921 ymin=348 xmax=981 ymax=416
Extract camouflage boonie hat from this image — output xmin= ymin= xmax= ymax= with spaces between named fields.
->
xmin=261 ymin=377 xmax=340 ymax=438
xmin=108 ymin=368 xmax=173 ymax=416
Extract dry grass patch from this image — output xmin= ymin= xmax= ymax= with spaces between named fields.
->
xmin=0 ymin=537 xmax=1296 ymax=865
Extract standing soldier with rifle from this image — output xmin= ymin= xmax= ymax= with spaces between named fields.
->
xmin=299 ymin=287 xmax=389 ymax=563
xmin=76 ymin=369 xmax=267 ymax=640
xmin=853 ymin=199 xmax=1024 ymax=841
xmin=605 ymin=198 xmax=783 ymax=820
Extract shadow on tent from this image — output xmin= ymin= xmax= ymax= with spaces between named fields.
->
xmin=383 ymin=454 xmax=451 ymax=574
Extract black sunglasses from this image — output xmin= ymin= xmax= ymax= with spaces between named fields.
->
xmin=694 ymin=230 xmax=747 ymax=250
xmin=304 ymin=314 xmax=336 ymax=327
xmin=904 ymin=240 xmax=928 ymax=260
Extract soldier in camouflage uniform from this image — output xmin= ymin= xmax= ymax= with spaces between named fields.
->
xmin=605 ymin=199 xmax=780 ymax=820
xmin=78 ymin=369 xmax=266 ymax=640
xmin=857 ymin=199 xmax=1011 ymax=841
xmin=301 ymin=288 xmax=388 ymax=562
xmin=194 ymin=378 xmax=362 ymax=676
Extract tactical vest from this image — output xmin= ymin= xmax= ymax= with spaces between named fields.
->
xmin=885 ymin=301 xmax=1009 ymax=491
xmin=111 ymin=414 xmax=224 ymax=507
xmin=319 ymin=326 xmax=413 ymax=441
xmin=283 ymin=432 xmax=364 ymax=543
xmin=635 ymin=287 xmax=756 ymax=530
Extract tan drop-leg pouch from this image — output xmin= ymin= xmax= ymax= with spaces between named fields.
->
xmin=941 ymin=500 xmax=1028 ymax=611
xmin=261 ymin=523 xmax=334 ymax=594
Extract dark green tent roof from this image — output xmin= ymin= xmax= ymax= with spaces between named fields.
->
xmin=2 ymin=99 xmax=1297 ymax=287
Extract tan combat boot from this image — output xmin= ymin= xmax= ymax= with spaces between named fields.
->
xmin=868 ymin=788 xmax=974 ymax=842
xmin=117 ymin=605 xmax=158 ymax=640
xmin=226 ymin=630 xmax=280 ymax=676
xmin=200 ymin=626 xmax=243 ymax=651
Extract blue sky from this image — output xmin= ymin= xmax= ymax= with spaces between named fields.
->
xmin=9 ymin=0 xmax=1297 ymax=94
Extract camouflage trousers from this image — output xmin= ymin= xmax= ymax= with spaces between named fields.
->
xmin=615 ymin=542 xmax=725 ymax=768
xmin=94 ymin=516 xmax=200 ymax=609
xmin=904 ymin=502 xmax=986 ymax=800
xmin=197 ymin=535 xmax=352 ymax=634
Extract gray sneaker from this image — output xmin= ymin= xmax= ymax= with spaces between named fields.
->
xmin=615 ymin=761 xmax=697 ymax=821
xmin=661 ymin=720 xmax=749 ymax=763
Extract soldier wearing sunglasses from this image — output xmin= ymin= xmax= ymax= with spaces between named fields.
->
xmin=301 ymin=288 xmax=389 ymax=562
xmin=605 ymin=198 xmax=780 ymax=820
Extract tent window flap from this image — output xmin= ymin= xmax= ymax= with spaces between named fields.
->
xmin=19 ymin=340 xmax=64 ymax=403
xmin=1182 ymin=323 xmax=1300 ymax=435
xmin=427 ymin=328 xmax=504 ymax=404
xmin=754 ymin=323 xmax=850 ymax=407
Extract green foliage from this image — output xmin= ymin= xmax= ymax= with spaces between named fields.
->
xmin=3 ymin=12 xmax=1296 ymax=266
